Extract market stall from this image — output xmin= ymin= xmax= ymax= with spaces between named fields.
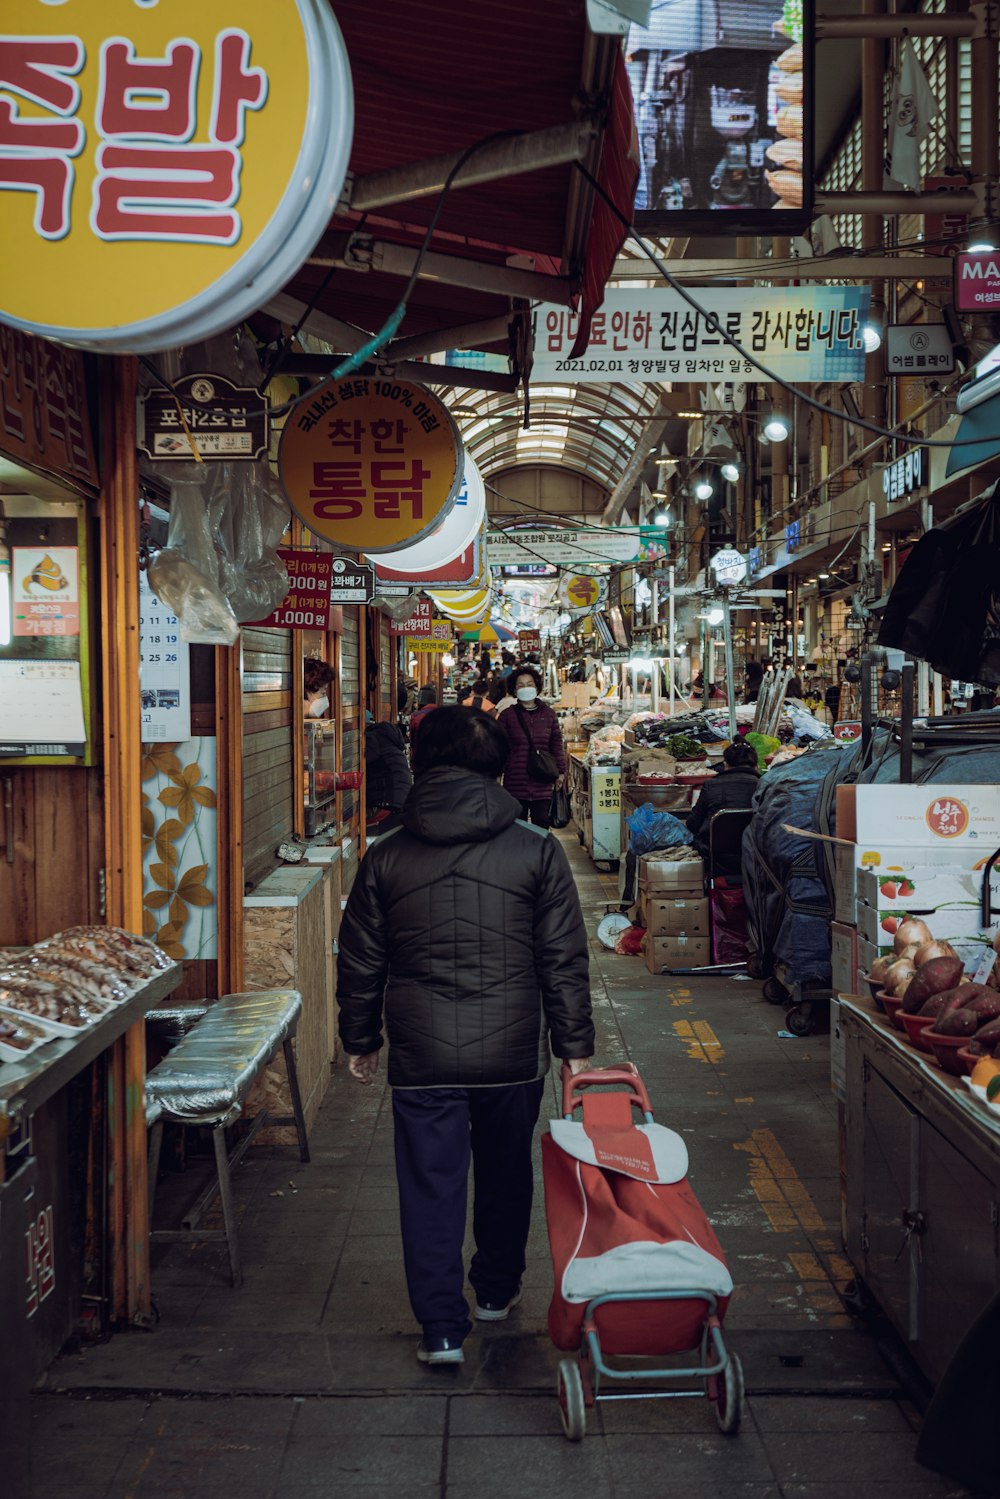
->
xmin=567 ymin=749 xmax=622 ymax=870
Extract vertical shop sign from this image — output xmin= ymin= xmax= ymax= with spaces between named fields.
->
xmin=138 ymin=374 xmax=269 ymax=461
xmin=250 ymin=548 xmax=333 ymax=630
xmin=0 ymin=2 xmax=353 ymax=353
xmin=391 ymin=598 xmax=433 ymax=636
xmin=25 ymin=1204 xmax=55 ymax=1317
xmin=139 ymin=571 xmax=191 ymax=743
xmin=279 ymin=378 xmax=464 ymax=554
xmin=518 ymin=629 xmax=542 ymax=655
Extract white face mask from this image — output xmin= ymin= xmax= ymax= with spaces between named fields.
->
xmin=308 ymin=694 xmax=329 ymax=717
xmin=516 ymin=686 xmax=538 ymax=703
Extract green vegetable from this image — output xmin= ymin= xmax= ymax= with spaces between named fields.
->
xmin=666 ymin=733 xmax=705 ymax=761
xmin=745 ymin=732 xmax=781 ymax=771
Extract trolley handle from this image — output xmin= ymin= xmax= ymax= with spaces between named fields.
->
xmin=982 ymin=844 xmax=1000 ymax=927
xmin=560 ymin=1062 xmax=653 ymax=1120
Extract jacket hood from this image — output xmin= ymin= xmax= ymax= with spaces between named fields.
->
xmin=401 ymin=766 xmax=521 ymax=845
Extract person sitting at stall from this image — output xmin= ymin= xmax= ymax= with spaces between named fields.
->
xmin=684 ymin=739 xmax=759 ymax=875
xmin=304 ymin=657 xmax=335 ymax=718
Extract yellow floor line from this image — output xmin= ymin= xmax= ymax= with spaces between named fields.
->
xmin=672 ymin=1017 xmax=724 ymax=1065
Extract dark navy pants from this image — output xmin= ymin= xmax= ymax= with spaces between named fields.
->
xmin=392 ymin=1080 xmax=545 ymax=1341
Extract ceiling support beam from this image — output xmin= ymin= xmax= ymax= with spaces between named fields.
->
xmin=347 ymin=122 xmax=600 ymax=213
xmin=385 ymin=315 xmax=512 ymax=362
xmin=611 ymin=254 xmax=953 ymax=282
xmin=814 ymin=189 xmax=979 ymax=214
xmin=816 ymin=13 xmax=974 ymax=38
xmin=262 ymin=294 xmax=370 ymax=351
xmin=274 ymin=353 xmax=518 ymax=394
xmin=309 ymin=231 xmax=577 ymax=305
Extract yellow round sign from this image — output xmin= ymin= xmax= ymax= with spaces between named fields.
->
xmin=0 ymin=0 xmax=352 ymax=351
xmin=561 ymin=574 xmax=603 ymax=609
xmin=279 ymin=378 xmax=464 ymax=553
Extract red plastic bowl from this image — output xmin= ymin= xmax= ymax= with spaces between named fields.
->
xmin=927 ymin=1030 xmax=975 ymax=1076
xmin=957 ymin=1045 xmax=983 ymax=1077
xmin=899 ymin=1011 xmax=936 ymax=1052
xmin=860 ymin=975 xmax=884 ymax=1008
xmin=879 ymin=992 xmax=905 ymax=1030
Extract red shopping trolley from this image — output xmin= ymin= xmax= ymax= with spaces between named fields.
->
xmin=541 ymin=1063 xmax=743 ymax=1441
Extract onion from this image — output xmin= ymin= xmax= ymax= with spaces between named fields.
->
xmin=897 ymin=943 xmax=921 ymax=963
xmin=894 ymin=918 xmax=933 ymax=953
xmin=871 ymin=955 xmax=893 ymax=983
xmin=896 ymin=974 xmax=915 ymax=1000
xmin=886 ymin=957 xmax=916 ymax=996
xmin=913 ymin=940 xmax=957 ymax=968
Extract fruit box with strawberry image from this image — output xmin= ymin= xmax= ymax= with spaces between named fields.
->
xmin=856 ymin=898 xmax=991 ymax=954
xmin=856 ymin=865 xmax=996 ymax=912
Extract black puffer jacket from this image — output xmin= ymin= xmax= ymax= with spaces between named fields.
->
xmin=336 ymin=766 xmax=594 ymax=1087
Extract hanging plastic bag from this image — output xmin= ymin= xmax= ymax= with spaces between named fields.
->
xmin=204 ymin=463 xmax=290 ymax=623
xmin=549 ymin=785 xmax=571 ymax=829
xmin=148 ymin=483 xmax=239 ymax=645
xmin=625 ymin=801 xmax=692 ymax=855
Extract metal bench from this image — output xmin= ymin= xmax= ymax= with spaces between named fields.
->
xmin=145 ymin=989 xmax=310 ymax=1286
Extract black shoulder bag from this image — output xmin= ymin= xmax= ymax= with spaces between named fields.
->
xmin=512 ymin=706 xmax=559 ymax=784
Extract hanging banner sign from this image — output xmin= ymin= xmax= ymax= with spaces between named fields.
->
xmin=518 ymin=629 xmax=542 ymax=656
xmin=139 ymin=374 xmax=269 ymax=461
xmin=279 ymin=378 xmax=464 ymax=553
xmin=530 ymin=286 xmax=871 ymax=385
xmin=0 ymin=328 xmax=98 ymax=492
xmin=487 ymin=528 xmax=642 ymax=567
xmin=0 ymin=1 xmax=353 ymax=354
xmin=251 ymin=548 xmax=332 ymax=630
xmin=390 ymin=599 xmax=439 ymax=637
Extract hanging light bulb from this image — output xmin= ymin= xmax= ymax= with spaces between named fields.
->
xmin=720 ymin=461 xmax=741 ymax=484
xmin=654 ymin=508 xmax=671 ymax=526
xmin=763 ymin=415 xmax=790 ymax=442
xmin=0 ymin=507 xmax=10 ymax=649
xmin=862 ymin=322 xmax=883 ymax=353
xmin=694 ymin=479 xmax=714 ymax=501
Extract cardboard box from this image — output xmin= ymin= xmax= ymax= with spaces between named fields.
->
xmin=857 ymin=935 xmax=879 ymax=981
xmin=856 ymin=864 xmax=989 ymax=912
xmin=830 ymin=921 xmax=858 ymax=995
xmin=837 ymin=783 xmax=1000 ymax=850
xmin=856 ymin=898 xmax=988 ymax=954
xmin=645 ymin=897 xmax=710 ymax=938
xmin=834 ymin=845 xmax=857 ymax=925
xmin=638 ymin=853 xmax=704 ymax=895
xmin=645 ymin=934 xmax=711 ymax=973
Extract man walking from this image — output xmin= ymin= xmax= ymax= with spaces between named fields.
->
xmin=337 ymin=707 xmax=594 ymax=1365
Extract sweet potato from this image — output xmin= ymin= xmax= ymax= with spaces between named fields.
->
xmin=918 ymin=993 xmax=952 ymax=1018
xmin=968 ymin=990 xmax=1000 ymax=1025
xmin=923 ymin=983 xmax=990 ymax=1020
xmin=975 ymin=1016 xmax=1000 ymax=1047
xmin=901 ymin=956 xmax=965 ymax=1012
xmin=932 ymin=1007 xmax=979 ymax=1036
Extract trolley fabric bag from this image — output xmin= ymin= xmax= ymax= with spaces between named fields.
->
xmin=543 ymin=1078 xmax=732 ymax=1357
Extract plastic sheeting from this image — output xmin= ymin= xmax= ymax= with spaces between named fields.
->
xmin=144 ymin=989 xmax=302 ymax=1126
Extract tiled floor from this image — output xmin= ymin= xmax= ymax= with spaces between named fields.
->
xmin=32 ymin=833 xmax=970 ymax=1498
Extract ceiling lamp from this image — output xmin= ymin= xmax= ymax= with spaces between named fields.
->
xmin=763 ymin=415 xmax=790 ymax=442
xmin=720 ymin=461 xmax=741 ymax=483
xmin=862 ymin=323 xmax=883 ymax=354
xmin=694 ymin=479 xmax=714 ymax=500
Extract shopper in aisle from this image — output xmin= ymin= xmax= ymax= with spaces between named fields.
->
xmin=364 ymin=715 xmax=412 ymax=831
xmin=498 ymin=665 xmax=566 ymax=827
xmin=408 ymin=684 xmax=438 ymax=741
xmin=685 ymin=738 xmax=759 ymax=872
xmin=489 ymin=676 xmax=516 ymax=714
xmin=336 ymin=706 xmax=594 ymax=1367
xmin=460 ymin=678 xmax=496 ymax=715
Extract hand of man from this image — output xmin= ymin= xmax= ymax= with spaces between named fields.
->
xmin=348 ymin=1051 xmax=380 ymax=1084
xmin=555 ymin=775 xmax=565 ymax=790
xmin=565 ymin=1056 xmax=594 ymax=1076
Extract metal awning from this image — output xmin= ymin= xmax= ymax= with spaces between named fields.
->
xmin=269 ymin=2 xmax=638 ymax=382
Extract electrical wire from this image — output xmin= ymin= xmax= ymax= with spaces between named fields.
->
xmin=576 ymin=162 xmax=994 ymax=449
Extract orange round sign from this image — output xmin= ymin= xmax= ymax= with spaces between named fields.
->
xmin=278 ymin=378 xmax=464 ymax=553
xmin=925 ymin=796 xmax=970 ymax=840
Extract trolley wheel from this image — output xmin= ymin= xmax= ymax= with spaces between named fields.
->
xmin=713 ymin=1352 xmax=744 ymax=1435
xmin=557 ymin=1358 xmax=586 ymax=1442
xmin=746 ymin=951 xmax=764 ymax=980
xmin=762 ymin=975 xmax=788 ymax=1004
xmin=785 ymin=1002 xmax=814 ymax=1037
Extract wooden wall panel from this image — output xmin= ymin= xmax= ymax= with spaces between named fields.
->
xmin=0 ymin=765 xmax=104 ymax=946
xmin=241 ymin=626 xmax=294 ymax=889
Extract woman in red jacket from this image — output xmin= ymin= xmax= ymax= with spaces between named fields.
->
xmin=498 ymin=665 xmax=566 ymax=827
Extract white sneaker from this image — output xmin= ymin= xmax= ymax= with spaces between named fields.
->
xmin=417 ymin=1336 xmax=465 ymax=1365
xmin=474 ymin=1287 xmax=523 ymax=1322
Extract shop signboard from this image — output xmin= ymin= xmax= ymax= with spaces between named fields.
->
xmin=375 ymin=533 xmax=483 ymax=592
xmin=0 ymin=1 xmax=353 ymax=354
xmin=626 ymin=0 xmax=813 ymax=235
xmin=251 ymin=548 xmax=333 ymax=631
xmin=406 ymin=634 xmax=452 ymax=654
xmin=558 ymin=573 xmax=607 ymax=611
xmin=391 ymin=598 xmax=434 ymax=637
xmin=710 ymin=547 xmax=748 ymax=586
xmin=518 ymin=629 xmax=542 ymax=655
xmin=12 ymin=547 xmax=80 ymax=638
xmin=0 ymin=328 xmax=97 ymax=494
xmin=138 ymin=375 xmax=269 ymax=462
xmin=880 ymin=448 xmax=927 ymax=504
xmin=833 ymin=720 xmax=862 ymax=743
xmin=327 ymin=559 xmax=374 ymax=606
xmin=139 ymin=571 xmax=191 ymax=743
xmin=924 ymin=175 xmax=968 ymax=256
xmin=603 ymin=649 xmax=631 ymax=665
xmin=955 ymin=251 xmax=1000 ymax=313
xmin=885 ymin=325 xmax=954 ymax=377
xmin=279 ymin=378 xmax=464 ymax=553
xmin=530 ymin=285 xmax=870 ymax=384
xmin=487 ymin=527 xmax=642 ymax=567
